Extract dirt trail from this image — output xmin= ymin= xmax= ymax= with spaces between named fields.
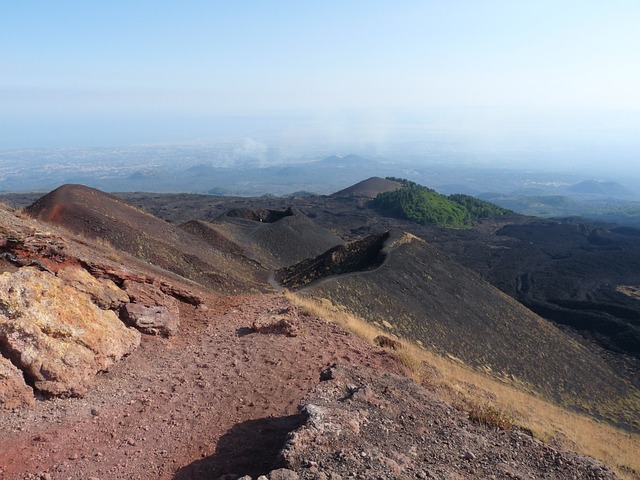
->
xmin=0 ymin=293 xmax=403 ymax=480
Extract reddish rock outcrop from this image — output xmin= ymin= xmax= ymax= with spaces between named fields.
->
xmin=121 ymin=279 xmax=181 ymax=336
xmin=0 ymin=267 xmax=140 ymax=397
xmin=122 ymin=278 xmax=180 ymax=312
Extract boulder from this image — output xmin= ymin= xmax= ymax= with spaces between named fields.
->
xmin=0 ymin=268 xmax=140 ymax=396
xmin=268 ymin=469 xmax=300 ymax=480
xmin=252 ymin=315 xmax=299 ymax=337
xmin=252 ymin=306 xmax=299 ymax=337
xmin=121 ymin=303 xmax=179 ymax=337
xmin=122 ymin=279 xmax=181 ymax=336
xmin=0 ymin=355 xmax=34 ymax=409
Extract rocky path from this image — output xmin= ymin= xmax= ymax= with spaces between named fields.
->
xmin=0 ymin=293 xmax=403 ymax=480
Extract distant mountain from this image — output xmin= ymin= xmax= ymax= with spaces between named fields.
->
xmin=127 ymin=169 xmax=167 ymax=181
xmin=569 ymin=180 xmax=630 ymax=196
xmin=182 ymin=163 xmax=218 ymax=176
xmin=371 ymin=178 xmax=510 ymax=227
xmin=371 ymin=178 xmax=471 ymax=227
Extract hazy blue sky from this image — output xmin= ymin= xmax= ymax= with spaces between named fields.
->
xmin=2 ymin=1 xmax=640 ymax=149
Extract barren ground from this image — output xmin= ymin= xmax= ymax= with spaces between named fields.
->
xmin=0 ymin=293 xmax=404 ymax=480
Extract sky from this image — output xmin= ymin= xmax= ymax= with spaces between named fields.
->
xmin=2 ymin=1 xmax=640 ymax=150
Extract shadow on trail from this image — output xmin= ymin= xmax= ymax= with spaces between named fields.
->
xmin=173 ymin=414 xmax=303 ymax=480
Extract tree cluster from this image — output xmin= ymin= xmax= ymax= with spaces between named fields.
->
xmin=371 ymin=178 xmax=511 ymax=227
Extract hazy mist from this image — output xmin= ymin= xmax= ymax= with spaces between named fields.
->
xmin=1 ymin=2 xmax=639 ymax=215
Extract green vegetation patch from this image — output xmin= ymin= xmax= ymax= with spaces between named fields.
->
xmin=448 ymin=193 xmax=512 ymax=220
xmin=371 ymin=178 xmax=511 ymax=227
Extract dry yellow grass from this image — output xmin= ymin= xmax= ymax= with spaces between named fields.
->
xmin=618 ymin=285 xmax=640 ymax=301
xmin=286 ymin=291 xmax=640 ymax=480
xmin=0 ymin=203 xmax=31 ymax=222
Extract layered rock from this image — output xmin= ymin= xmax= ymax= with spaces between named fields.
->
xmin=57 ymin=266 xmax=130 ymax=309
xmin=0 ymin=267 xmax=140 ymax=397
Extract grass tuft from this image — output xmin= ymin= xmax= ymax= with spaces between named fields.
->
xmin=465 ymin=402 xmax=514 ymax=430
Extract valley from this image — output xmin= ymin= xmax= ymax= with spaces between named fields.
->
xmin=111 ymin=182 xmax=640 ymax=371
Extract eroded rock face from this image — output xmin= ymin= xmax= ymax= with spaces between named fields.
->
xmin=57 ymin=266 xmax=130 ymax=310
xmin=0 ymin=267 xmax=140 ymax=397
xmin=122 ymin=279 xmax=180 ymax=312
xmin=0 ymin=355 xmax=34 ymax=409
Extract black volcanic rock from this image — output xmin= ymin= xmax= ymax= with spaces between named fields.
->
xmin=213 ymin=206 xmax=344 ymax=267
xmin=276 ymin=231 xmax=389 ymax=288
xmin=280 ymin=229 xmax=638 ymax=429
xmin=225 ymin=207 xmax=294 ymax=223
xmin=462 ymin=220 xmax=640 ymax=357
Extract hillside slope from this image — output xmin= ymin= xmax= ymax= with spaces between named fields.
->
xmin=211 ymin=206 xmax=344 ymax=268
xmin=277 ymin=230 xmax=639 ymax=429
xmin=25 ymin=184 xmax=267 ymax=294
xmin=110 ymin=186 xmax=640 ymax=385
xmin=332 ymin=176 xmax=403 ymax=198
xmin=426 ymin=218 xmax=640 ymax=360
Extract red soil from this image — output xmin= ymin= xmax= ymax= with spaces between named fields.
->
xmin=0 ymin=293 xmax=404 ymax=480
